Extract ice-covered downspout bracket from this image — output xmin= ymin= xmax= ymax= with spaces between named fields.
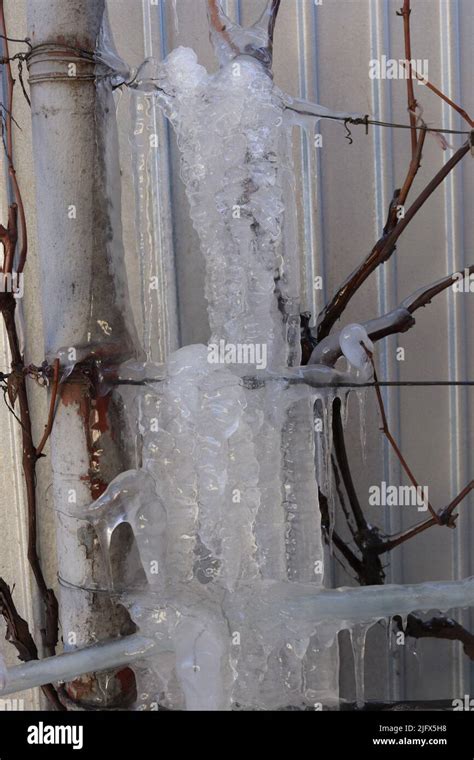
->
xmin=13 ymin=0 xmax=473 ymax=711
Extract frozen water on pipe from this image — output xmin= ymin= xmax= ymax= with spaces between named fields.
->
xmin=0 ymin=635 xmax=165 ymax=698
xmin=3 ymin=578 xmax=474 ymax=703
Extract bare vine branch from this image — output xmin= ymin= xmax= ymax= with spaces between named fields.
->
xmin=316 ymin=138 xmax=471 ymax=341
xmin=0 ymin=0 xmax=59 ymax=664
xmin=0 ymin=579 xmax=64 ymax=709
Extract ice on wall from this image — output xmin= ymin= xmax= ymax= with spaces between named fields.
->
xmin=87 ymin=14 xmax=390 ymax=710
xmin=134 ymin=46 xmax=303 ymax=369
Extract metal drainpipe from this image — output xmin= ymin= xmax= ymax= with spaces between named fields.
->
xmin=26 ymin=0 xmax=142 ymax=708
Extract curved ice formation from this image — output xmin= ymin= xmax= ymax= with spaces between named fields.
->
xmin=339 ymin=323 xmax=374 ymax=371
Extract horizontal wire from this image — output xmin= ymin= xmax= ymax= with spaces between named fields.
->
xmin=286 ymin=107 xmax=473 ymax=137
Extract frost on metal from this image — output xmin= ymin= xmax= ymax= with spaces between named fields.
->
xmin=81 ymin=3 xmax=472 ymax=710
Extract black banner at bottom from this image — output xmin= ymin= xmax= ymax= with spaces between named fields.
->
xmin=0 ymin=708 xmax=472 ymax=757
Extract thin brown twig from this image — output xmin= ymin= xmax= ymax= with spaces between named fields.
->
xmin=1 ymin=298 xmax=59 ymax=658
xmin=316 ymin=138 xmax=471 ymax=341
xmin=397 ymin=127 xmax=426 ymax=207
xmin=0 ymin=1 xmax=59 ymax=665
xmin=35 ymin=359 xmax=59 ymax=457
xmin=363 ymin=346 xmax=474 ymax=549
xmin=0 ymin=579 xmax=64 ymax=709
xmin=401 ymin=62 xmax=474 ymax=128
xmin=0 ymin=1 xmax=27 ymax=275
xmin=316 ymin=0 xmax=471 ymax=343
xmin=378 ymin=480 xmax=474 ymax=554
xmin=398 ymin=1 xmax=418 ymax=157
xmin=366 ymin=347 xmax=440 ymax=522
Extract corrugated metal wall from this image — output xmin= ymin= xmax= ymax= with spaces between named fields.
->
xmin=0 ymin=0 xmax=472 ymax=707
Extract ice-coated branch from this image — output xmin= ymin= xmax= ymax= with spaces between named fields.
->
xmin=207 ymin=0 xmax=238 ymax=61
xmin=207 ymin=0 xmax=282 ymax=70
xmin=310 ymin=264 xmax=474 ymax=367
xmin=267 ymin=0 xmax=282 ymax=48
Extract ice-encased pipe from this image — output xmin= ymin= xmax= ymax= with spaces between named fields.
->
xmin=1 ymin=577 xmax=474 ymax=700
xmin=0 ymin=635 xmax=162 ymax=698
xmin=26 ymin=0 xmax=143 ymax=708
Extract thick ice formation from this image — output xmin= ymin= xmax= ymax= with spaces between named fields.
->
xmin=82 ymin=12 xmax=473 ymax=711
xmin=135 ymin=47 xmax=294 ymax=368
xmin=89 ymin=337 xmax=374 ymax=710
xmin=88 ymin=40 xmax=372 ymax=710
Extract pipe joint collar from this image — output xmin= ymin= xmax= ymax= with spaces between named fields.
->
xmin=27 ymin=43 xmax=97 ymax=84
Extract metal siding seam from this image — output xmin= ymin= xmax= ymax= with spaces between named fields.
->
xmin=369 ymin=0 xmax=401 ymax=702
xmin=297 ymin=0 xmax=326 ymax=322
xmin=439 ymin=0 xmax=469 ymax=700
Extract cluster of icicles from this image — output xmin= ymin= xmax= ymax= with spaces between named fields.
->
xmin=82 ymin=12 xmax=469 ymax=710
xmin=90 ymin=342 xmax=375 ymax=711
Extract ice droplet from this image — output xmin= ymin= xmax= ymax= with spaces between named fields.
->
xmin=339 ymin=324 xmax=374 ymax=371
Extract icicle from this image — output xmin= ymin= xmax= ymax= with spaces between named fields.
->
xmin=339 ymin=390 xmax=350 ymax=429
xmin=174 ymin=607 xmax=233 ymax=711
xmin=357 ymin=388 xmax=367 ymax=463
xmin=171 ymin=0 xmax=179 ymax=35
xmin=387 ymin=616 xmax=393 ymax=649
xmin=130 ymin=87 xmax=178 ymax=363
xmin=0 ymin=652 xmax=6 ymax=691
xmin=282 ymin=397 xmax=323 ymax=583
xmin=350 ymin=623 xmax=371 ymax=709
